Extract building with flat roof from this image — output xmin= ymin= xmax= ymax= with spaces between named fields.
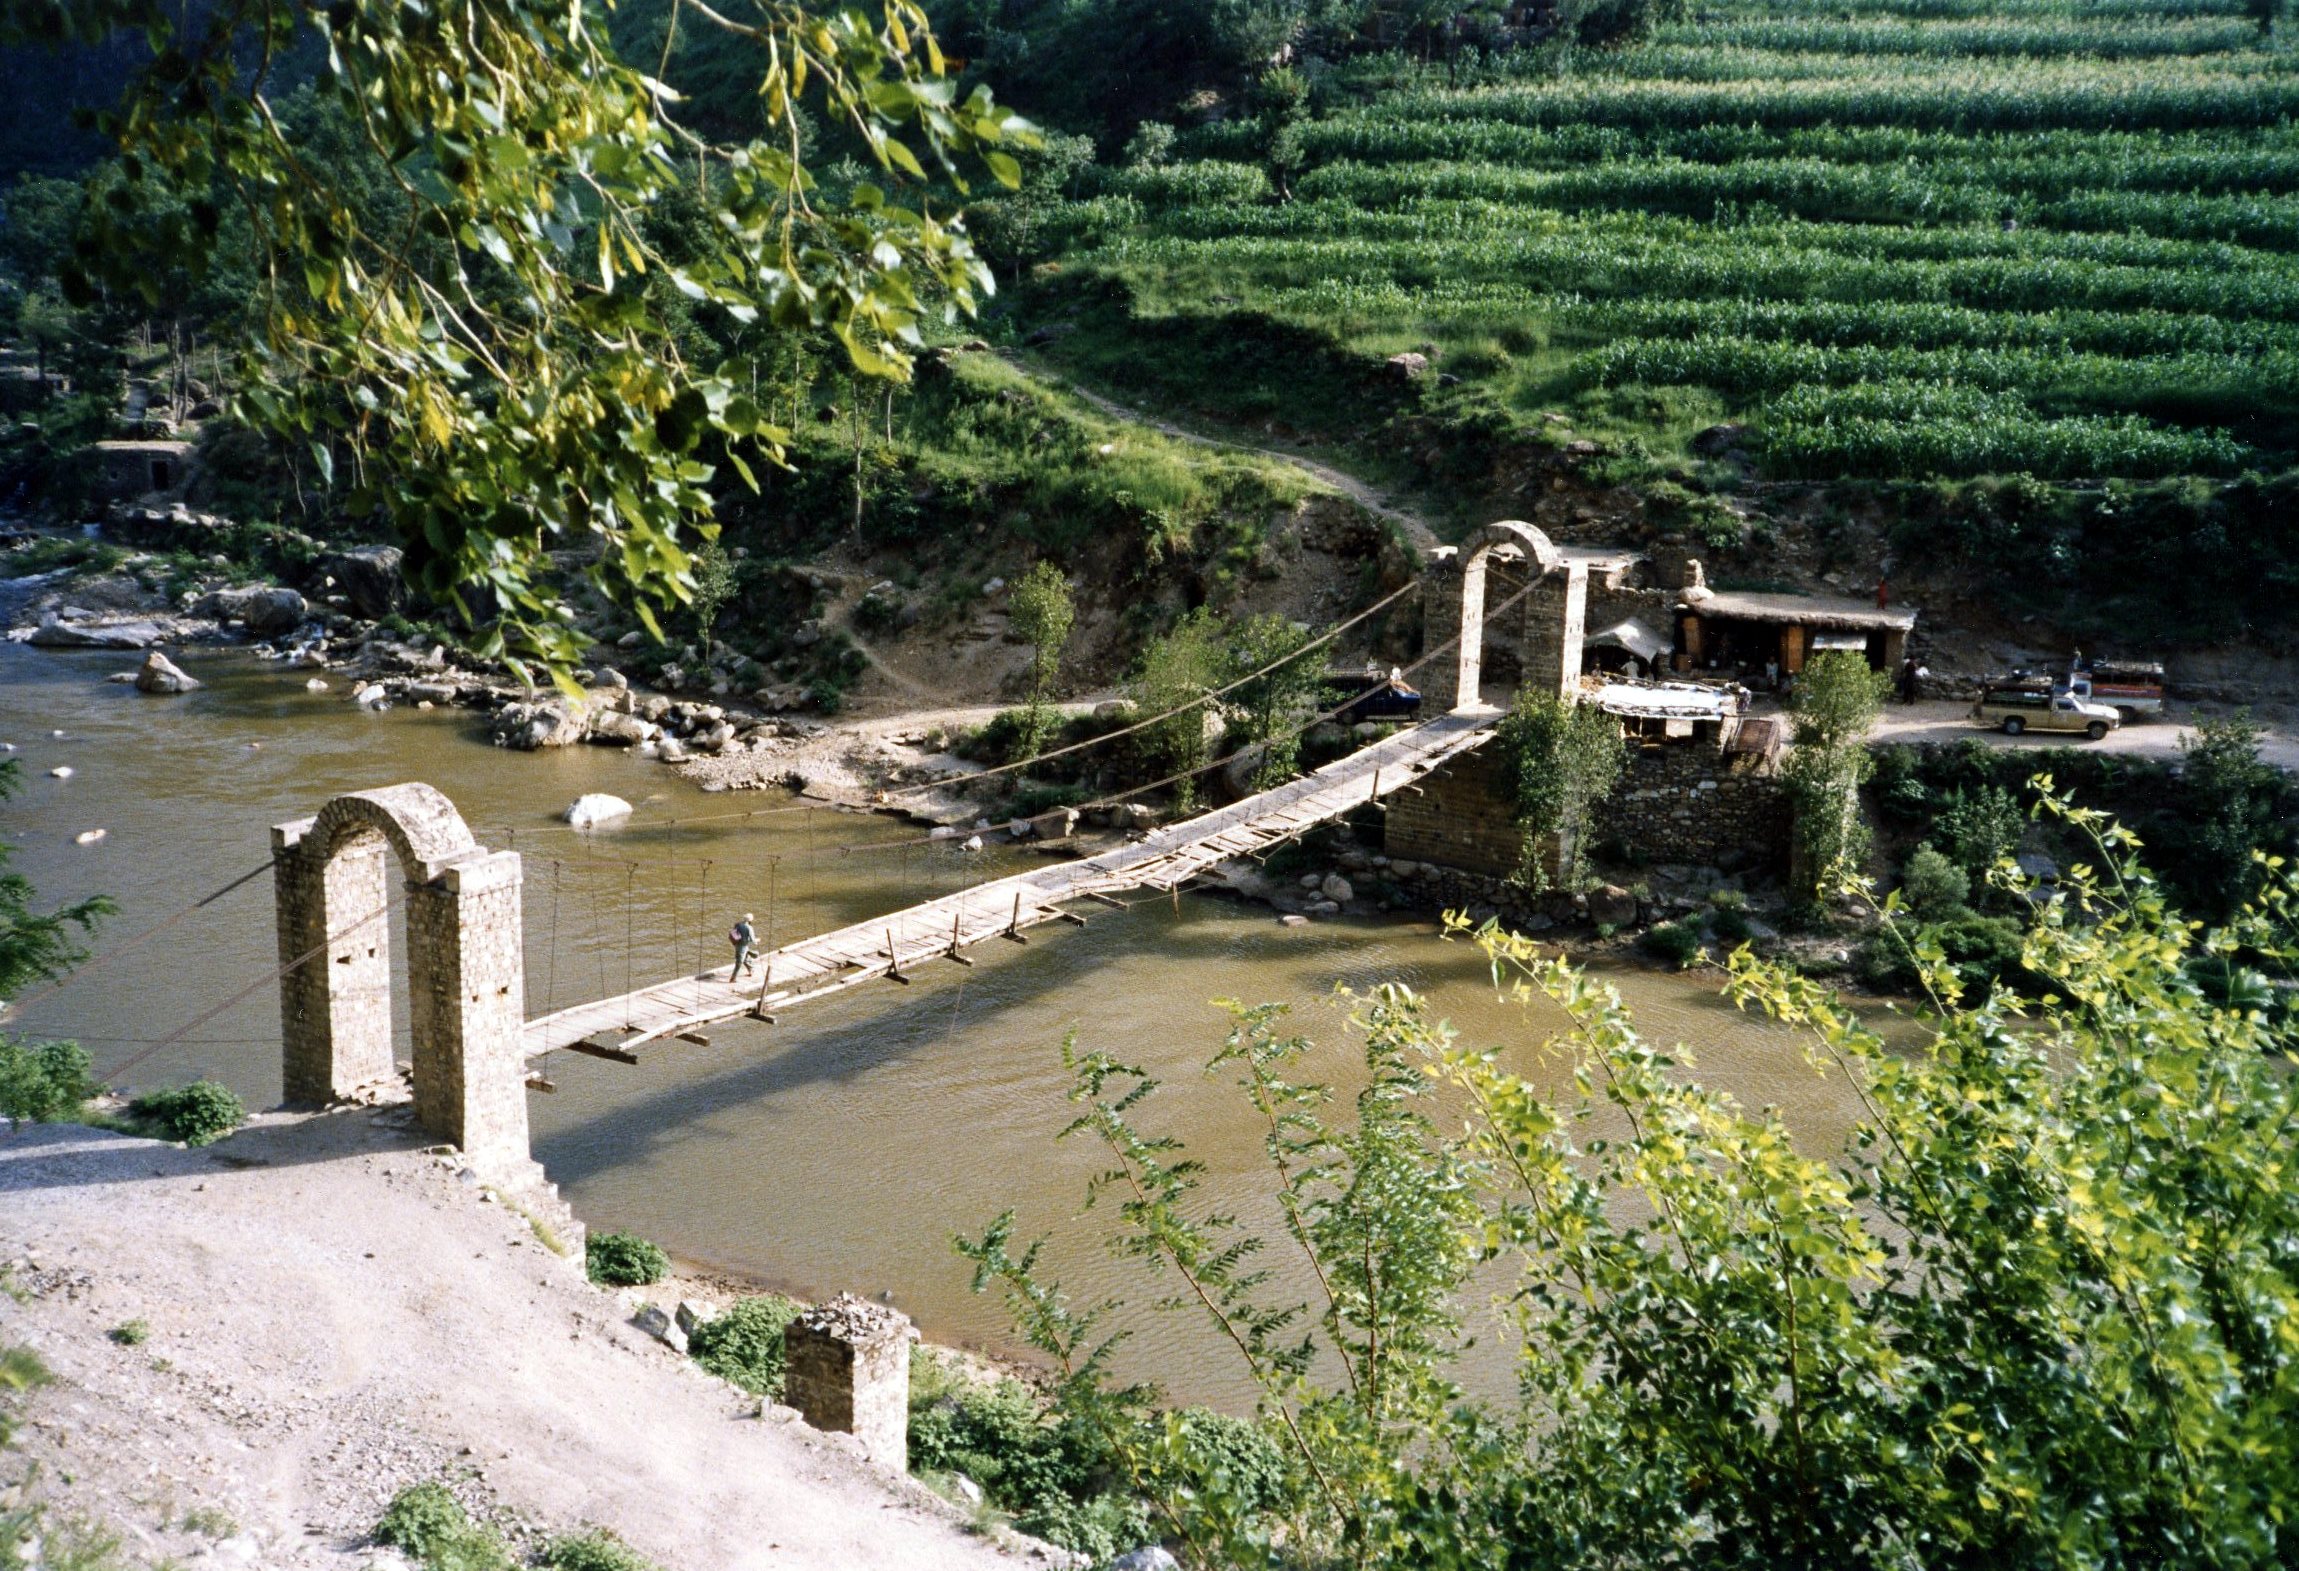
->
xmin=1675 ymin=586 xmax=1914 ymax=679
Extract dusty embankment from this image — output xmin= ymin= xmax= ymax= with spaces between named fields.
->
xmin=0 ymin=1113 xmax=1039 ymax=1571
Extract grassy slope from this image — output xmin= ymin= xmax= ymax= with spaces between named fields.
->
xmin=1004 ymin=0 xmax=2299 ymax=641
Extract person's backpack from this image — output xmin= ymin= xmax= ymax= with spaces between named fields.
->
xmin=728 ymin=925 xmax=744 ymax=945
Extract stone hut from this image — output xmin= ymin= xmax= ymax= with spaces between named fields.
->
xmin=91 ymin=439 xmax=194 ymax=503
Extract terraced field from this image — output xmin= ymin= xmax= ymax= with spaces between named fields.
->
xmin=1052 ymin=0 xmax=2299 ymax=481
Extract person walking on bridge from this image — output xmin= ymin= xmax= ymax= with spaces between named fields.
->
xmin=729 ymin=913 xmax=758 ymax=979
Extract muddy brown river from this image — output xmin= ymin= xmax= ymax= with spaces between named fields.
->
xmin=0 ymin=640 xmax=1894 ymax=1406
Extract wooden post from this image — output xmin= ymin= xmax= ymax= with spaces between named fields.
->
xmin=1004 ymin=891 xmax=1028 ymax=942
xmin=886 ymin=927 xmax=909 ymax=983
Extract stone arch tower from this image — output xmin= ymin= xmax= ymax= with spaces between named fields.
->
xmin=271 ymin=783 xmax=530 ymax=1176
xmin=1420 ymin=520 xmax=1589 ymax=712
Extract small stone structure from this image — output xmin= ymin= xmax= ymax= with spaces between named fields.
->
xmin=90 ymin=439 xmax=194 ymax=503
xmin=272 ymin=784 xmax=535 ymax=1181
xmin=783 ymin=1294 xmax=917 ymax=1470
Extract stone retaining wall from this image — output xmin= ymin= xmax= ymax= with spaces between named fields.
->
xmin=1385 ymin=736 xmax=1789 ymax=881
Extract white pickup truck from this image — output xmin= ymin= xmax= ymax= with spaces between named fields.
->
xmin=1971 ymin=685 xmax=2122 ymax=740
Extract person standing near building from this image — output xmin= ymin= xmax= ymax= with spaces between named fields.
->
xmin=1898 ymin=656 xmax=1920 ymax=705
xmin=730 ymin=913 xmax=758 ymax=978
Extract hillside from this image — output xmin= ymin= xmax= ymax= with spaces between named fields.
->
xmin=999 ymin=0 xmax=2299 ymax=648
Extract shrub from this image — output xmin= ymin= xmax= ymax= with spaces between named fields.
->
xmin=1931 ymin=911 xmax=2032 ymax=993
xmin=584 ymin=1231 xmax=668 ymax=1288
xmin=1173 ymin=1408 xmax=1288 ymax=1513
xmin=1899 ymin=845 xmax=1970 ymax=919
xmin=687 ymin=1294 xmax=806 ymax=1397
xmin=1934 ymin=784 xmax=2026 ymax=879
xmin=542 ymin=1530 xmax=662 ymax=1571
xmin=107 ymin=1320 xmax=149 ymax=1346
xmin=374 ymin=1484 xmax=514 ymax=1571
xmin=909 ymin=1360 xmax=1145 ymax=1556
xmin=0 ymin=1036 xmax=97 ymax=1123
xmin=1641 ymin=920 xmax=1702 ymax=967
xmin=127 ymin=1081 xmax=243 ymax=1146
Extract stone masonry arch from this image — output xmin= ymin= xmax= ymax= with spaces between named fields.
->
xmin=1419 ymin=520 xmax=1589 ymax=712
xmin=272 ymin=783 xmax=531 ymax=1176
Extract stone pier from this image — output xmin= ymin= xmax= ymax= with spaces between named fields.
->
xmin=784 ymin=1295 xmax=917 ymax=1470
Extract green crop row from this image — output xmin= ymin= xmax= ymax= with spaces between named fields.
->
xmin=1371 ymin=67 xmax=2299 ymax=134
xmin=1650 ymin=15 xmax=2261 ymax=56
xmin=1578 ymin=44 xmax=2288 ymax=82
xmin=1756 ymin=384 xmax=2247 ymax=479
xmin=1218 ymin=118 xmax=2299 ymax=177
xmin=1576 ymin=336 xmax=2299 ymax=416
xmin=1696 ymin=0 xmax=2248 ymax=19
xmin=1246 ymin=282 xmax=2294 ymax=361
xmin=1293 ymin=159 xmax=2299 ymax=250
xmin=1120 ymin=202 xmax=2299 ymax=294
xmin=1097 ymin=224 xmax=2299 ymax=324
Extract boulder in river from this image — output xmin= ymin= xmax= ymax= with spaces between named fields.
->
xmin=320 ymin=545 xmax=405 ymax=620
xmin=48 ymin=766 xmax=73 ymax=779
xmin=563 ymin=793 xmax=634 ymax=829
xmin=132 ymin=650 xmax=201 ymax=694
xmin=490 ymin=700 xmax=587 ymax=749
xmin=193 ymin=585 xmax=307 ymax=638
xmin=28 ymin=617 xmax=165 ymax=649
xmin=586 ymin=710 xmax=658 ymax=747
xmin=1320 ymin=872 xmax=1355 ymax=904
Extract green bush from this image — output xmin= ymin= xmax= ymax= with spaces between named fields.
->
xmin=585 ymin=1231 xmax=668 ymax=1288
xmin=542 ymin=1530 xmax=662 ymax=1571
xmin=107 ymin=1320 xmax=148 ymax=1347
xmin=1899 ymin=845 xmax=1970 ymax=919
xmin=1935 ymin=785 xmax=2026 ymax=879
xmin=0 ymin=1037 xmax=97 ymax=1123
xmin=1173 ymin=1408 xmax=1288 ymax=1514
xmin=1640 ymin=920 xmax=1702 ymax=967
xmin=373 ymin=1484 xmax=514 ymax=1571
xmin=687 ymin=1295 xmax=806 ymax=1397
xmin=127 ymin=1081 xmax=243 ymax=1146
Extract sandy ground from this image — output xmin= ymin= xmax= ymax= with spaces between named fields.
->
xmin=0 ymin=1113 xmax=1048 ymax=1571
xmin=1867 ymin=698 xmax=2299 ymax=770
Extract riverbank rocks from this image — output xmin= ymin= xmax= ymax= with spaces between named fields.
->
xmin=632 ymin=1303 xmax=688 ymax=1354
xmin=27 ymin=615 xmax=166 ymax=648
xmin=563 ymin=793 xmax=633 ymax=829
xmin=490 ymin=699 xmax=587 ymax=749
xmin=1588 ymin=884 xmax=1638 ymax=929
xmin=132 ymin=649 xmax=200 ymax=694
xmin=194 ymin=585 xmax=307 ymax=637
xmin=586 ymin=710 xmax=658 ymax=747
xmin=1320 ymin=872 xmax=1355 ymax=904
xmin=320 ymin=545 xmax=404 ymax=620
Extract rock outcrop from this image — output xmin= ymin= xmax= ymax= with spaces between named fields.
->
xmin=132 ymin=649 xmax=201 ymax=694
xmin=490 ymin=699 xmax=588 ymax=749
xmin=321 ymin=545 xmax=406 ymax=620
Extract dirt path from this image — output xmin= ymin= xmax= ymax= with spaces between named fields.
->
xmin=1869 ymin=698 xmax=2299 ymax=770
xmin=0 ymin=1114 xmax=1040 ymax=1571
xmin=1006 ymin=356 xmax=1445 ymax=555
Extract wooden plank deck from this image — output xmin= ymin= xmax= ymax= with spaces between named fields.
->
xmin=519 ymin=707 xmax=1500 ymax=1061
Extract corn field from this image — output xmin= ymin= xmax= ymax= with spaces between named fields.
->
xmin=1063 ymin=0 xmax=2296 ymax=480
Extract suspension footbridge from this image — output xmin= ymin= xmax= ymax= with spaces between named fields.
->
xmin=519 ymin=705 xmax=1502 ymax=1062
